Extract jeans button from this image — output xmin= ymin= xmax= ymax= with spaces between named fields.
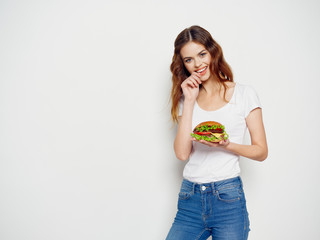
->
xmin=201 ymin=186 xmax=206 ymax=191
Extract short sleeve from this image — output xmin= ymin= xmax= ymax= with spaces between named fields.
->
xmin=178 ymin=96 xmax=184 ymax=117
xmin=244 ymin=85 xmax=262 ymax=118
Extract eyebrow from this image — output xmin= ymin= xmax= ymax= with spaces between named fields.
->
xmin=182 ymin=49 xmax=207 ymax=60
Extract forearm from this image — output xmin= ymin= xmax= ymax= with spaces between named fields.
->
xmin=174 ymin=100 xmax=195 ymax=161
xmin=224 ymin=142 xmax=268 ymax=162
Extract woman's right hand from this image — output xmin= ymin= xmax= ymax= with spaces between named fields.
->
xmin=181 ymin=72 xmax=202 ymax=102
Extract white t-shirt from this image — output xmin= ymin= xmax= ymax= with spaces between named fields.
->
xmin=178 ymin=82 xmax=261 ymax=183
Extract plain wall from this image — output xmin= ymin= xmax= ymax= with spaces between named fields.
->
xmin=1 ymin=0 xmax=320 ymax=239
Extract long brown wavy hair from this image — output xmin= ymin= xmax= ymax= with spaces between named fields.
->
xmin=170 ymin=25 xmax=234 ymax=123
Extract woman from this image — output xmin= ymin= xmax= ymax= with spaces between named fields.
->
xmin=166 ymin=25 xmax=268 ymax=240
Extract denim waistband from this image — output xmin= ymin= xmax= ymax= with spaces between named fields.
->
xmin=181 ymin=176 xmax=243 ymax=193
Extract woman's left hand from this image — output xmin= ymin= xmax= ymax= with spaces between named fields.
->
xmin=191 ymin=138 xmax=230 ymax=148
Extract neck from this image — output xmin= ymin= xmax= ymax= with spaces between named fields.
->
xmin=201 ymin=76 xmax=222 ymax=96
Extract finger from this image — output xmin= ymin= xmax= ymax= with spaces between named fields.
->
xmin=186 ymin=79 xmax=197 ymax=88
xmin=194 ymin=77 xmax=202 ymax=86
xmin=192 ymin=71 xmax=201 ymax=78
xmin=186 ymin=78 xmax=199 ymax=88
xmin=191 ymin=72 xmax=201 ymax=82
xmin=224 ymin=139 xmax=230 ymax=146
xmin=182 ymin=79 xmax=195 ymax=89
xmin=190 ymin=75 xmax=202 ymax=86
xmin=218 ymin=139 xmax=229 ymax=146
xmin=190 ymin=78 xmax=200 ymax=88
xmin=200 ymin=140 xmax=216 ymax=147
xmin=192 ymin=72 xmax=202 ymax=84
xmin=182 ymin=74 xmax=201 ymax=88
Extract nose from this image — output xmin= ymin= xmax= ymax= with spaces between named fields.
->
xmin=194 ymin=57 xmax=201 ymax=68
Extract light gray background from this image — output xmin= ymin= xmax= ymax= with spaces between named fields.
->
xmin=1 ymin=0 xmax=320 ymax=239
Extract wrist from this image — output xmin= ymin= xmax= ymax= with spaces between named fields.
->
xmin=224 ymin=141 xmax=233 ymax=150
xmin=183 ymin=99 xmax=196 ymax=107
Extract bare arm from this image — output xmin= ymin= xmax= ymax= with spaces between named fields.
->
xmin=174 ymin=100 xmax=195 ymax=161
xmin=174 ymin=72 xmax=202 ymax=161
xmin=224 ymin=108 xmax=268 ymax=161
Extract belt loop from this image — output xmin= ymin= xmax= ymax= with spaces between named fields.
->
xmin=210 ymin=181 xmax=215 ymax=192
xmin=192 ymin=182 xmax=195 ymax=194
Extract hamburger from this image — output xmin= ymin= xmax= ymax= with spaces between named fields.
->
xmin=191 ymin=121 xmax=229 ymax=142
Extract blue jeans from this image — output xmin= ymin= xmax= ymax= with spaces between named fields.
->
xmin=166 ymin=177 xmax=250 ymax=240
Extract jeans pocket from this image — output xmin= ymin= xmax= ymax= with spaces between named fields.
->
xmin=178 ymin=189 xmax=193 ymax=200
xmin=178 ymin=180 xmax=194 ymax=200
xmin=216 ymin=184 xmax=241 ymax=203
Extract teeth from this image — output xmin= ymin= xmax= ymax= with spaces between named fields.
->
xmin=197 ymin=67 xmax=207 ymax=73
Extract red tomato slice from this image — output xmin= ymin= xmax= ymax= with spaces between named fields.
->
xmin=194 ymin=131 xmax=212 ymax=136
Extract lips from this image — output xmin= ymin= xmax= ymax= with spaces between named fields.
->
xmin=196 ymin=66 xmax=208 ymax=75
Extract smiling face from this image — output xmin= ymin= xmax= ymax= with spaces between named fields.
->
xmin=180 ymin=41 xmax=212 ymax=81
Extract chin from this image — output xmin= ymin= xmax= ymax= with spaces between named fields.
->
xmin=200 ymin=73 xmax=211 ymax=81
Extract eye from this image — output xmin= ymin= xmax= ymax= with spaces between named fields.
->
xmin=200 ymin=52 xmax=207 ymax=57
xmin=185 ymin=59 xmax=192 ymax=63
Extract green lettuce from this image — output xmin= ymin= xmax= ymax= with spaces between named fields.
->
xmin=191 ymin=123 xmax=229 ymax=142
xmin=191 ymin=133 xmax=219 ymax=141
xmin=195 ymin=124 xmax=225 ymax=132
